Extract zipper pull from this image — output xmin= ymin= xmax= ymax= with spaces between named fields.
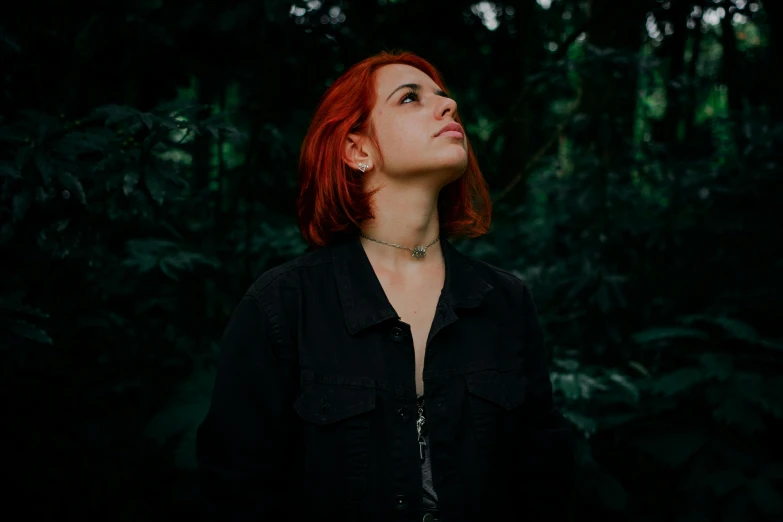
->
xmin=419 ymin=436 xmax=427 ymax=461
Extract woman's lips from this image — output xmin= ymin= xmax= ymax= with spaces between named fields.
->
xmin=438 ymin=130 xmax=464 ymax=138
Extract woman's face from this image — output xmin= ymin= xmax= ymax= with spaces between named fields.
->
xmin=363 ymin=64 xmax=468 ymax=183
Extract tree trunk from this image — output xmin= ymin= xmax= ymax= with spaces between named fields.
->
xmin=191 ymin=74 xmax=219 ymax=225
xmin=684 ymin=12 xmax=702 ymax=143
xmin=575 ymin=0 xmax=647 ymax=167
xmin=719 ymin=7 xmax=745 ymax=152
xmin=761 ymin=0 xmax=782 ymax=122
xmin=657 ymin=0 xmax=692 ymax=146
xmin=495 ymin=0 xmax=541 ymax=206
xmin=719 ymin=8 xmax=742 ymax=114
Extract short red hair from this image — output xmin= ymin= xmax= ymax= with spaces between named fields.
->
xmin=296 ymin=50 xmax=492 ymax=248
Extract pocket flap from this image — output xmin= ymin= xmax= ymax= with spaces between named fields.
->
xmin=464 ymin=368 xmax=528 ymax=410
xmin=294 ymin=380 xmax=376 ymax=425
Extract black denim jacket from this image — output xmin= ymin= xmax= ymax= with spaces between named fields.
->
xmin=196 ymin=233 xmax=575 ymax=522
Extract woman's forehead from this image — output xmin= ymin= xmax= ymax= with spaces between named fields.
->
xmin=375 ymin=64 xmax=438 ymax=94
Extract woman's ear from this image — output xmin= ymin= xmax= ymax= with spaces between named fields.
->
xmin=344 ymin=133 xmax=373 ymax=172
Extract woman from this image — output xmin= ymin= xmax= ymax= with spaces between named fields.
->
xmin=196 ymin=50 xmax=574 ymax=522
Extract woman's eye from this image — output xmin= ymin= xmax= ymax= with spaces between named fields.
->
xmin=401 ymin=91 xmax=418 ymax=104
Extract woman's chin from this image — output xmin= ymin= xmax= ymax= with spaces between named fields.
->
xmin=435 ymin=148 xmax=468 ymax=169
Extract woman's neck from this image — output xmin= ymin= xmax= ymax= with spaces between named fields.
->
xmin=358 ymin=185 xmax=443 ymax=274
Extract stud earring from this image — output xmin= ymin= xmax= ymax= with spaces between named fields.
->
xmin=358 ymin=163 xmax=369 ymax=172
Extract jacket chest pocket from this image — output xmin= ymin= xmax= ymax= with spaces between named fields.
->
xmin=293 ymin=377 xmax=376 ymax=508
xmin=465 ymin=368 xmax=528 ymax=410
xmin=464 ymin=368 xmax=528 ymax=455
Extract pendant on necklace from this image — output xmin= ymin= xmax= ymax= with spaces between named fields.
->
xmin=412 ymin=245 xmax=427 ymax=259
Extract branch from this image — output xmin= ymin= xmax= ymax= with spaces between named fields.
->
xmin=489 ymin=3 xmax=610 ymax=138
xmin=493 ymin=85 xmax=583 ymax=204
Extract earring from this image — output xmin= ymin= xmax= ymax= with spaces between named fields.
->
xmin=358 ymin=163 xmax=369 ymax=172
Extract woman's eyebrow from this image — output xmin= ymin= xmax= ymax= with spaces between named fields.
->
xmin=385 ymin=83 xmax=448 ymax=102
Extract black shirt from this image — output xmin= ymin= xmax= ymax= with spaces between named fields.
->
xmin=195 ymin=233 xmax=575 ymax=522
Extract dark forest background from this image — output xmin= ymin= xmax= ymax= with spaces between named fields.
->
xmin=2 ymin=0 xmax=782 ymax=520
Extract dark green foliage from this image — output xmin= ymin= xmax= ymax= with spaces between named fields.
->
xmin=1 ymin=0 xmax=781 ymax=520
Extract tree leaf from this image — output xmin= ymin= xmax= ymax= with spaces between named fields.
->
xmin=747 ymin=478 xmax=783 ymax=515
xmin=713 ymin=317 xmax=758 ymax=341
xmin=0 ymin=223 xmax=14 ymax=245
xmin=757 ymin=338 xmax=783 ymax=352
xmin=139 ymin=112 xmax=156 ymax=130
xmin=123 ymin=171 xmax=139 ymax=196
xmin=159 ymin=259 xmax=180 ymax=281
xmin=55 ymin=130 xmax=112 ymax=157
xmin=632 ymin=327 xmax=709 ymax=344
xmin=0 ymin=296 xmax=50 ymax=317
xmin=704 ymin=469 xmax=747 ymax=497
xmin=143 ymin=369 xmax=214 ymax=470
xmin=55 ymin=170 xmax=87 ymax=205
xmin=553 ymin=373 xmax=581 ymax=400
xmin=653 ymin=367 xmax=706 ymax=396
xmin=144 ymin=401 xmax=206 ymax=446
xmin=0 ymin=318 xmax=52 ymax=344
xmin=721 ymin=489 xmax=752 ymax=522
xmin=680 ymin=314 xmax=758 ymax=341
xmin=758 ymin=377 xmax=783 ymax=418
xmin=34 ymin=152 xmax=54 ymax=185
xmin=598 ymin=412 xmax=650 ymax=430
xmin=760 ymin=462 xmax=783 ymax=480
xmin=144 ymin=171 xmax=165 ymax=204
xmin=12 ymin=190 xmax=31 ymax=221
xmin=561 ymin=410 xmax=597 ymax=438
xmin=590 ymin=468 xmax=627 ymax=511
xmin=607 ymin=370 xmax=640 ymax=403
xmin=713 ymin=398 xmax=765 ymax=434
xmin=0 ymin=161 xmax=21 ymax=179
xmin=628 ymin=360 xmax=650 ymax=377
xmin=631 ymin=431 xmax=706 ymax=468
xmin=700 ymin=352 xmax=733 ymax=381
xmin=93 ymin=104 xmax=140 ymax=126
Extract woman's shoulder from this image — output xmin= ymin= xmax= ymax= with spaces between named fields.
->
xmin=244 ymin=246 xmax=332 ymax=302
xmin=462 ymin=253 xmax=531 ymax=296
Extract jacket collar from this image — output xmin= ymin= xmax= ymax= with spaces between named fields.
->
xmin=331 ymin=233 xmax=494 ymax=335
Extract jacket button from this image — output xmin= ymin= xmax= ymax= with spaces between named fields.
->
xmin=397 ymin=407 xmax=410 ymax=423
xmin=394 ymin=494 xmax=408 ymax=511
xmin=389 ymin=326 xmax=405 ymax=342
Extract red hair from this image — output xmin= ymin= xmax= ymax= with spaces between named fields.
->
xmin=296 ymin=50 xmax=492 ymax=248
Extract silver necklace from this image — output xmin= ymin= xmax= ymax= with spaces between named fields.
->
xmin=359 ymin=232 xmax=440 ymax=260
xmin=417 ymin=395 xmax=427 ymax=461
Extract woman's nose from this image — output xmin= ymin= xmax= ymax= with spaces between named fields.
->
xmin=438 ymin=97 xmax=458 ymax=119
